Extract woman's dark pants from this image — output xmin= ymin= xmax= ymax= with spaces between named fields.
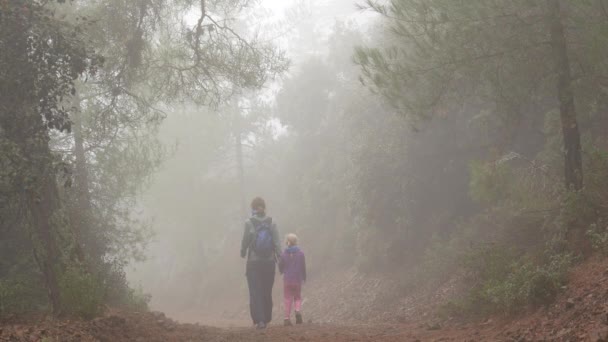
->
xmin=246 ymin=260 xmax=276 ymax=325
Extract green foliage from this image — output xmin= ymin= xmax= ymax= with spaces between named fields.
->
xmin=121 ymin=286 xmax=151 ymax=311
xmin=586 ymin=221 xmax=608 ymax=255
xmin=443 ymin=246 xmax=574 ymax=316
xmin=581 ymin=148 xmax=608 ymax=215
xmin=469 ymin=160 xmax=511 ymax=204
xmin=100 ymin=263 xmax=150 ymax=311
xmin=0 ymin=0 xmax=287 ymax=319
xmin=59 ymin=267 xmax=104 ymax=319
xmin=0 ymin=277 xmax=47 ymax=317
xmin=561 ymin=149 xmax=608 ymax=252
xmin=405 ymin=229 xmax=471 ymax=289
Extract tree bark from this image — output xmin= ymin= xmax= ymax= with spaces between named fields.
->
xmin=547 ymin=0 xmax=583 ymax=190
xmin=70 ymin=99 xmax=90 ymax=264
xmin=235 ymin=113 xmax=247 ymax=220
xmin=28 ymin=164 xmax=62 ymax=315
xmin=21 ymin=112 xmax=63 ymax=314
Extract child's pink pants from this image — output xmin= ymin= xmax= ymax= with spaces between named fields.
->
xmin=283 ymin=283 xmax=302 ymax=319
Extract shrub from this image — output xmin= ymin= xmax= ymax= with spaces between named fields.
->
xmin=0 ymin=276 xmax=47 ymax=316
xmin=587 ymin=221 xmax=608 ymax=255
xmin=99 ymin=261 xmax=150 ymax=311
xmin=59 ymin=266 xmax=104 ymax=319
xmin=442 ymin=246 xmax=574 ymax=317
xmin=122 ymin=285 xmax=151 ymax=311
xmin=469 ymin=159 xmax=511 ymax=204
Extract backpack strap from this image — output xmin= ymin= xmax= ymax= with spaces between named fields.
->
xmin=250 ymin=217 xmax=272 ymax=231
xmin=247 ymin=217 xmax=273 ymax=248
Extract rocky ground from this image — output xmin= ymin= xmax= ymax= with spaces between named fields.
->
xmin=2 ymin=258 xmax=608 ymax=341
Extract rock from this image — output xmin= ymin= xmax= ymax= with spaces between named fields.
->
xmin=105 ymin=315 xmax=126 ymax=326
xmin=426 ymin=323 xmax=441 ymax=331
xmin=566 ymin=298 xmax=575 ymax=309
xmin=589 ymin=327 xmax=608 ymax=342
xmin=555 ymin=328 xmax=571 ymax=338
xmin=152 ymin=311 xmax=166 ymax=319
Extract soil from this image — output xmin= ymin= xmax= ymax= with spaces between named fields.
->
xmin=2 ymin=257 xmax=608 ymax=341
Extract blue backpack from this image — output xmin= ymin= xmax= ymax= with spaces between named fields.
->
xmin=251 ymin=217 xmax=274 ymax=258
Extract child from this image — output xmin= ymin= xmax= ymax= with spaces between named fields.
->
xmin=278 ymin=233 xmax=307 ymax=326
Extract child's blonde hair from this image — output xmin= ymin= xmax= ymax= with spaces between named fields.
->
xmin=285 ymin=233 xmax=298 ymax=246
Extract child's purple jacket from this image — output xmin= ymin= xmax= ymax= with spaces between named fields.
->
xmin=278 ymin=246 xmax=306 ymax=285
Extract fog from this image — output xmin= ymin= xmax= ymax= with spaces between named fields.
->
xmin=122 ymin=0 xmax=608 ymax=324
xmin=3 ymin=0 xmax=607 ymax=332
xmin=127 ymin=0 xmax=373 ymax=322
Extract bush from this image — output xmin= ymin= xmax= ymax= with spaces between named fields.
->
xmin=442 ymin=246 xmax=574 ymax=316
xmin=121 ymin=285 xmax=151 ymax=311
xmin=433 ymin=153 xmax=579 ymax=317
xmin=469 ymin=159 xmax=512 ymax=204
xmin=59 ymin=266 xmax=104 ymax=319
xmin=561 ymin=149 xmax=608 ymax=253
xmin=99 ymin=262 xmax=150 ymax=311
xmin=0 ymin=276 xmax=47 ymax=316
xmin=587 ymin=220 xmax=608 ymax=255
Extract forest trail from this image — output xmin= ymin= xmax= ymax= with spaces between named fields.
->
xmin=2 ymin=257 xmax=608 ymax=341
xmin=0 ymin=310 xmax=502 ymax=342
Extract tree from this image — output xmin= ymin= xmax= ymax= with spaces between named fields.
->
xmin=1 ymin=0 xmax=288 ymax=316
xmin=0 ymin=0 xmax=101 ymax=313
xmin=546 ymin=0 xmax=582 ymax=190
xmin=57 ymin=0 xmax=288 ymax=306
xmin=355 ymin=0 xmax=593 ymax=190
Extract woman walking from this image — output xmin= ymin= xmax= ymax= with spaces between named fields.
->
xmin=240 ymin=197 xmax=281 ymax=329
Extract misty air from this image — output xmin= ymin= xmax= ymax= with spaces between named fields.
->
xmin=1 ymin=0 xmax=608 ymax=341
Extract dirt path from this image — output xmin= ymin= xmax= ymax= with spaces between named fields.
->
xmin=3 ymin=258 xmax=608 ymax=341
xmin=0 ymin=304 xmax=602 ymax=341
xmin=0 ymin=309 xmax=586 ymax=342
xmin=0 ymin=311 xmax=490 ymax=342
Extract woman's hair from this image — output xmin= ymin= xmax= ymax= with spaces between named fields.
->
xmin=251 ymin=197 xmax=266 ymax=213
xmin=285 ymin=233 xmax=298 ymax=246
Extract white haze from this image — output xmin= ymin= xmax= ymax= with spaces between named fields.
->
xmin=126 ymin=0 xmax=373 ymax=322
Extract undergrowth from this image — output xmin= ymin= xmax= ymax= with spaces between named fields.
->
xmin=439 ymin=246 xmax=574 ymax=317
xmin=428 ymin=148 xmax=608 ymax=317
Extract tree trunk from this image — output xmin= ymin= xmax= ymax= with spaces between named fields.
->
xmin=28 ymin=169 xmax=62 ymax=315
xmin=547 ymin=0 xmax=583 ymax=190
xmin=70 ymin=100 xmax=89 ymax=264
xmin=16 ymin=101 xmax=65 ymax=314
xmin=235 ymin=115 xmax=247 ymax=220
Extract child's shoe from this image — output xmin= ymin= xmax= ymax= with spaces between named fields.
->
xmin=284 ymin=319 xmax=292 ymax=326
xmin=295 ymin=312 xmax=303 ymax=324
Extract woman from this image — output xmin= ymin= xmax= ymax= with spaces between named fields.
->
xmin=240 ymin=197 xmax=281 ymax=329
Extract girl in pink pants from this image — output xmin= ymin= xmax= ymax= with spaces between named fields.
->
xmin=278 ymin=234 xmax=307 ymax=326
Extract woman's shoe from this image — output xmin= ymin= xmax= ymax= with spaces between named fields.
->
xmin=256 ymin=322 xmax=266 ymax=329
